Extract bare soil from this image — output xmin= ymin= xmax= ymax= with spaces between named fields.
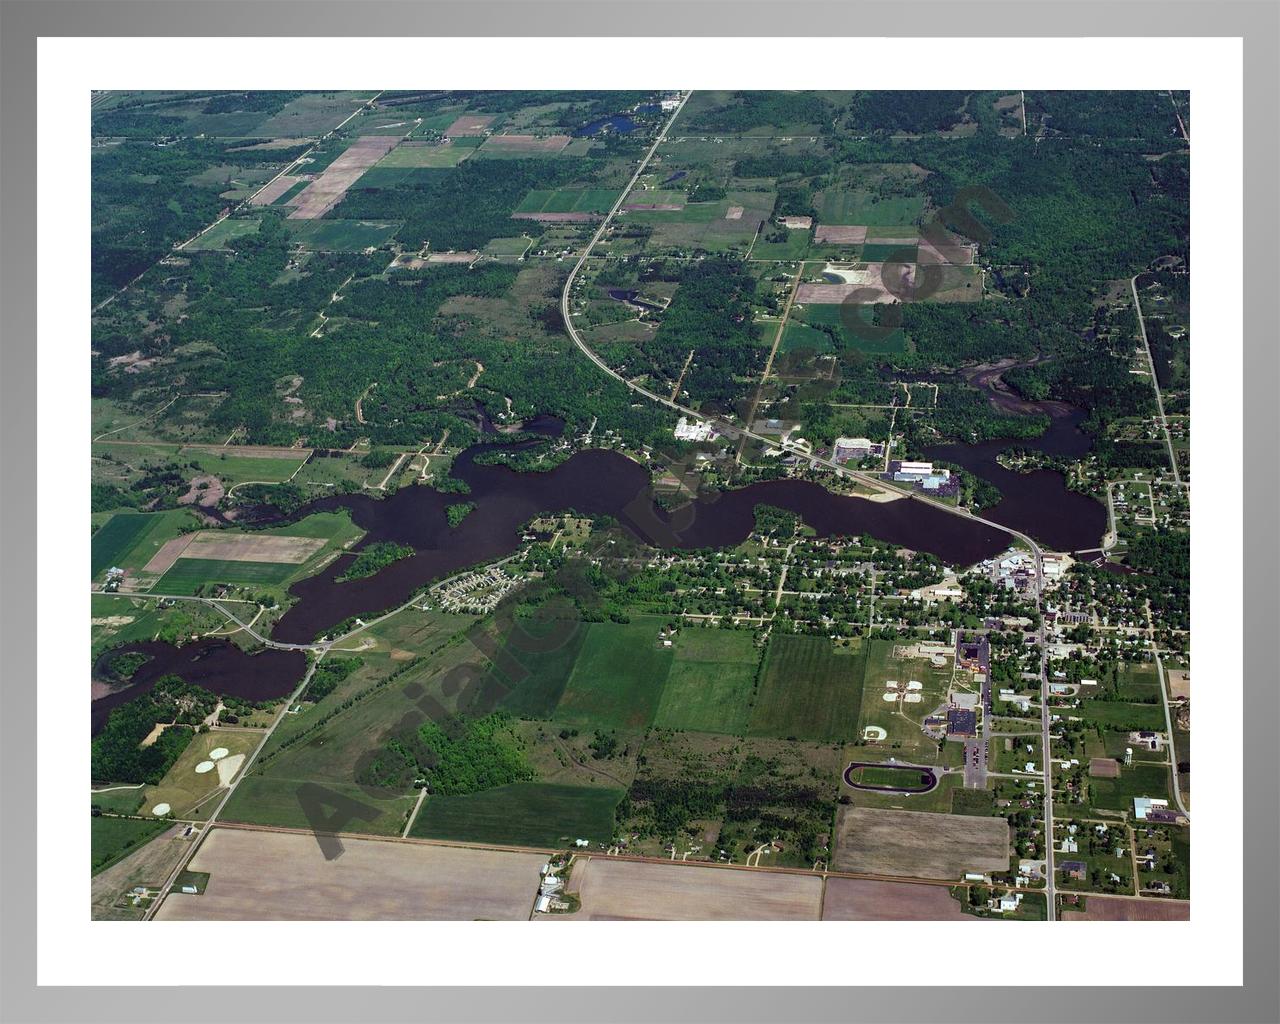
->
xmin=821 ymin=877 xmax=976 ymax=920
xmin=832 ymin=807 xmax=1010 ymax=880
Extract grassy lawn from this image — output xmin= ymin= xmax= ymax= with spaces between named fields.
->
xmin=1073 ymin=699 xmax=1166 ymax=731
xmin=856 ymin=639 xmax=954 ymax=761
xmin=653 ymin=629 xmax=760 ymax=734
xmin=410 ymin=782 xmax=623 ymax=847
xmin=747 ymin=635 xmax=866 ymax=743
xmin=553 ymin=618 xmax=674 ymax=730
xmin=91 ymin=816 xmax=170 ymax=876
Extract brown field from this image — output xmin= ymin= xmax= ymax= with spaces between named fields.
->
xmin=143 ymin=534 xmax=197 ymax=574
xmin=479 ymin=134 xmax=570 ymax=154
xmin=917 ymin=237 xmax=976 ymax=266
xmin=445 ymin=114 xmax=495 ymax=136
xmin=180 ymin=444 xmax=313 ymax=459
xmin=542 ymin=857 xmax=822 ymax=921
xmin=821 ymin=877 xmax=976 ymax=921
xmin=154 ymin=827 xmax=545 ymax=920
xmin=832 ymin=807 xmax=1010 ymax=880
xmin=177 ymin=474 xmax=225 ymax=508
xmin=725 ymin=205 xmax=744 ymax=219
xmin=288 ymin=136 xmax=401 ymax=219
xmin=623 ymin=203 xmax=683 ymax=212
xmin=796 ymin=265 xmax=914 ymax=305
xmin=814 ymin=224 xmax=868 ymax=244
xmin=1089 ymin=757 xmax=1122 ymax=778
xmin=92 ymin=823 xmax=193 ymax=921
xmin=426 ymin=251 xmax=480 ymax=263
xmin=249 ymin=174 xmax=304 ymax=206
xmin=180 ymin=532 xmax=325 ymax=564
xmin=510 ymin=211 xmax=600 ymax=223
xmin=1063 ymin=895 xmax=1190 ymax=921
xmin=1168 ymin=669 xmax=1190 ymax=700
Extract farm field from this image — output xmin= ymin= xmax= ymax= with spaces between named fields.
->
xmin=410 ymin=783 xmax=623 ymax=847
xmin=793 ymin=304 xmax=909 ymax=355
xmin=91 ymin=509 xmax=199 ymax=579
xmin=832 ymin=806 xmax=1010 ymax=879
xmin=747 ymin=635 xmax=866 ymax=743
xmin=1087 ymin=762 xmax=1174 ymax=812
xmin=284 ymin=219 xmax=401 ymax=250
xmin=155 ymin=827 xmax=546 ymax=920
xmin=516 ymin=187 xmax=618 ymax=215
xmin=155 ymin=557 xmax=298 ymax=593
xmin=91 ymin=815 xmax=171 ymax=876
xmin=821 ymin=877 xmax=975 ymax=921
xmin=183 ymin=216 xmax=264 ymax=251
xmin=1062 ymin=894 xmax=1190 ymax=921
xmin=552 ymin=618 xmax=674 ymax=730
xmin=91 ymin=822 xmax=192 ymax=921
xmin=545 ymin=856 xmax=823 ymax=921
xmin=654 ymin=630 xmax=760 ymax=734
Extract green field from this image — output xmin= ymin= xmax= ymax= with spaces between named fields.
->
xmin=856 ymin=639 xmax=955 ymax=758
xmin=91 ymin=509 xmax=198 ymax=578
xmin=184 ymin=216 xmax=264 ymax=251
xmin=653 ymin=629 xmax=760 ymax=734
xmin=817 ymin=190 xmax=925 ymax=227
xmin=747 ymin=635 xmax=866 ymax=742
xmin=552 ymin=618 xmax=674 ymax=730
xmin=91 ymin=816 xmax=170 ymax=875
xmin=155 ymin=557 xmax=298 ymax=593
xmin=494 ymin=617 xmax=590 ymax=719
xmin=375 ymin=141 xmax=472 ymax=168
xmin=410 ymin=782 xmax=623 ymax=847
xmin=1074 ymin=699 xmax=1166 ymax=731
xmin=861 ymin=243 xmax=918 ymax=263
xmin=796 ymin=304 xmax=908 ymax=355
xmin=284 ymin=219 xmax=401 ymax=251
xmin=220 ymin=774 xmax=418 ymax=837
xmin=1088 ymin=762 xmax=1174 ymax=812
xmin=516 ymin=187 xmax=619 ymax=215
xmin=779 ymin=321 xmax=834 ymax=353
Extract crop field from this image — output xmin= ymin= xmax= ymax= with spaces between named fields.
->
xmin=155 ymin=558 xmax=299 ymax=593
xmin=288 ymin=135 xmax=401 ymax=219
xmin=747 ymin=635 xmax=866 ymax=743
xmin=552 ymin=618 xmax=674 ymax=730
xmin=832 ymin=806 xmax=1010 ymax=879
xmin=544 ymin=856 xmax=823 ymax=921
xmin=92 ymin=822 xmax=192 ymax=921
xmin=155 ymin=827 xmax=546 ymax=921
xmin=374 ymin=140 xmax=472 ymax=168
xmin=91 ymin=509 xmax=198 ymax=578
xmin=253 ymin=91 xmax=377 ymax=138
xmin=516 ymin=188 xmax=619 ymax=215
xmin=1062 ymin=894 xmax=1189 ymax=921
xmin=410 ymin=783 xmax=623 ymax=847
xmin=654 ymin=630 xmax=760 ymax=734
xmin=284 ymin=219 xmax=401 ymax=250
xmin=91 ymin=816 xmax=171 ymax=876
xmin=821 ymin=877 xmax=975 ymax=921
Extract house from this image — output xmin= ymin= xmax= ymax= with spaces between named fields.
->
xmin=1060 ymin=860 xmax=1087 ymax=881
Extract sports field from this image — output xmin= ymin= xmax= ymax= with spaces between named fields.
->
xmin=410 ymin=782 xmax=623 ymax=847
xmin=552 ymin=618 xmax=674 ymax=730
xmin=747 ymin=635 xmax=866 ymax=742
xmin=653 ymin=630 xmax=760 ymax=734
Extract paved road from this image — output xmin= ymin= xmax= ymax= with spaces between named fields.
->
xmin=1130 ymin=273 xmax=1182 ymax=486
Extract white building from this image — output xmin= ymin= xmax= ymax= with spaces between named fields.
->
xmin=674 ymin=416 xmax=717 ymax=442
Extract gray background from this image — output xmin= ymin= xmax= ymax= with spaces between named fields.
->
xmin=1 ymin=1 xmax=1276 ymax=1021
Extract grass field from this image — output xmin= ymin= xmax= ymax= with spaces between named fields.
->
xmin=284 ymin=219 xmax=401 ymax=251
xmin=155 ymin=557 xmax=298 ymax=593
xmin=516 ymin=188 xmax=618 ymax=215
xmin=90 ymin=785 xmax=146 ymax=816
xmin=1073 ymin=699 xmax=1167 ymax=731
xmin=143 ymin=730 xmax=262 ymax=819
xmin=410 ymin=782 xmax=623 ymax=847
xmin=494 ymin=617 xmax=590 ymax=719
xmin=778 ymin=321 xmax=834 ymax=354
xmin=1088 ymin=762 xmax=1174 ymax=812
xmin=654 ymin=629 xmax=760 ymax=734
xmin=184 ymin=216 xmax=264 ymax=251
xmin=857 ymin=639 xmax=956 ymax=760
xmin=817 ymin=190 xmax=925 ymax=227
xmin=553 ymin=618 xmax=673 ymax=730
xmin=795 ymin=305 xmax=909 ymax=355
xmin=91 ymin=816 xmax=171 ymax=876
xmin=219 ymin=775 xmax=418 ymax=837
xmin=375 ymin=141 xmax=472 ymax=168
xmin=747 ymin=635 xmax=866 ymax=743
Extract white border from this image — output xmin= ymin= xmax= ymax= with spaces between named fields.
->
xmin=40 ymin=37 xmax=1242 ymax=987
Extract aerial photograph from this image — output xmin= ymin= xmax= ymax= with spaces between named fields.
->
xmin=88 ymin=89 xmax=1191 ymax=923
